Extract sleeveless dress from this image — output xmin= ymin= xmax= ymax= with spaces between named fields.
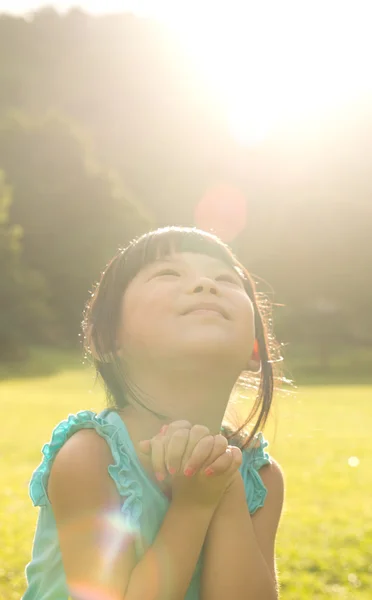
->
xmin=22 ymin=408 xmax=272 ymax=600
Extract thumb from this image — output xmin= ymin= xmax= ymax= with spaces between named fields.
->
xmin=138 ymin=439 xmax=151 ymax=454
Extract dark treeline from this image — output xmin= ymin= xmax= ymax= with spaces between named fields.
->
xmin=0 ymin=7 xmax=371 ymax=367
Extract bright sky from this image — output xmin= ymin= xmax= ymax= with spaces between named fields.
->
xmin=2 ymin=1 xmax=372 ymax=146
xmin=0 ymin=1 xmax=139 ymax=13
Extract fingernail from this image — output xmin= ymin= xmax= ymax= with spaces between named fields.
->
xmin=184 ymin=467 xmax=196 ymax=477
xmin=204 ymin=467 xmax=214 ymax=476
xmin=168 ymin=466 xmax=176 ymax=475
xmin=160 ymin=425 xmax=168 ymax=435
xmin=155 ymin=472 xmax=165 ymax=482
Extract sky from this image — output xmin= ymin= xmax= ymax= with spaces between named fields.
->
xmin=1 ymin=1 xmax=372 ymax=146
xmin=0 ymin=1 xmax=149 ymax=15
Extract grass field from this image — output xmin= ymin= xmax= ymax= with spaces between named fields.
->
xmin=1 ymin=364 xmax=371 ymax=599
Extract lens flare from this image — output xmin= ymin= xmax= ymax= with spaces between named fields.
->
xmin=64 ymin=510 xmax=138 ymax=600
xmin=68 ymin=584 xmax=121 ymax=600
xmin=195 ymin=183 xmax=247 ymax=242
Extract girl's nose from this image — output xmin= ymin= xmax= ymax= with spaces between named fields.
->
xmin=190 ymin=277 xmax=219 ymax=296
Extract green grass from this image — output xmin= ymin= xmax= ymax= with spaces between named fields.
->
xmin=266 ymin=385 xmax=372 ymax=598
xmin=0 ymin=364 xmax=371 ymax=599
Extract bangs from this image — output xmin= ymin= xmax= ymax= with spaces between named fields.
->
xmin=122 ymin=226 xmax=244 ymax=281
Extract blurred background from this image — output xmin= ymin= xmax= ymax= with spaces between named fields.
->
xmin=0 ymin=2 xmax=371 ymax=599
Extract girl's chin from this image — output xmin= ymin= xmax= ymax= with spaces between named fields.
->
xmin=175 ymin=336 xmax=245 ymax=361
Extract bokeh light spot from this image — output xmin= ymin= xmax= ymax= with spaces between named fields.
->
xmin=195 ymin=183 xmax=247 ymax=242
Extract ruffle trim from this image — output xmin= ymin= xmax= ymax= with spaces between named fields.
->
xmin=240 ymin=432 xmax=271 ymax=515
xmin=29 ymin=410 xmax=143 ymax=527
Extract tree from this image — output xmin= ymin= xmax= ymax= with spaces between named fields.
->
xmin=0 ymin=171 xmax=53 ymax=360
xmin=0 ymin=112 xmax=150 ymax=344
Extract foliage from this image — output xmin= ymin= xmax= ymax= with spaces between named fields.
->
xmin=0 ymin=364 xmax=370 ymax=599
xmin=0 ymin=111 xmax=151 ymax=344
xmin=0 ymin=172 xmax=53 ymax=360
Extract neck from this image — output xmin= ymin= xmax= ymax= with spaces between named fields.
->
xmin=119 ymin=362 xmax=239 ymax=442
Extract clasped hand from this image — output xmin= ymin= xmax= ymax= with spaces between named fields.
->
xmin=139 ymin=421 xmax=242 ymax=506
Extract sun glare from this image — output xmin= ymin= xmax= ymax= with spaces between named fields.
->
xmin=42 ymin=1 xmax=372 ymax=146
xmin=149 ymin=1 xmax=372 ymax=145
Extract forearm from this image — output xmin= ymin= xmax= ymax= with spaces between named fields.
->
xmin=201 ymin=475 xmax=278 ymax=600
xmin=126 ymin=499 xmax=215 ymax=600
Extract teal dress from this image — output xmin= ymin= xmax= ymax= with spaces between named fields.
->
xmin=23 ymin=409 xmax=272 ymax=599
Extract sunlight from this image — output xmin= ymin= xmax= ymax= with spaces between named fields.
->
xmin=148 ymin=0 xmax=372 ymax=145
xmin=17 ymin=0 xmax=372 ymax=146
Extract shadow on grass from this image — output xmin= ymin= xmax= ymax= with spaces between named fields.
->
xmin=282 ymin=344 xmax=372 ymax=386
xmin=0 ymin=346 xmax=88 ymax=380
xmin=289 ymin=365 xmax=372 ymax=386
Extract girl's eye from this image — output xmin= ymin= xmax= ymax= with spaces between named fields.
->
xmin=216 ymin=273 xmax=243 ymax=287
xmin=153 ymin=268 xmax=181 ymax=278
xmin=216 ymin=273 xmax=241 ymax=285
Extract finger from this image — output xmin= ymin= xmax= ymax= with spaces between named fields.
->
xmin=183 ymin=435 xmax=215 ymax=476
xmin=139 ymin=420 xmax=190 ymax=457
xmin=223 ymin=446 xmax=243 ymax=477
xmin=138 ymin=439 xmax=151 ymax=454
xmin=160 ymin=420 xmax=192 ymax=454
xmin=166 ymin=428 xmax=190 ymax=475
xmin=164 ymin=420 xmax=192 ymax=437
xmin=231 ymin=446 xmax=243 ymax=467
xmin=204 ymin=445 xmax=242 ymax=476
xmin=180 ymin=425 xmax=211 ymax=471
xmin=200 ymin=434 xmax=228 ymax=470
xmin=204 ymin=447 xmax=233 ymax=476
xmin=150 ymin=436 xmax=167 ymax=482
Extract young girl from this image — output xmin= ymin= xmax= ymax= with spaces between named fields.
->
xmin=23 ymin=226 xmax=284 ymax=600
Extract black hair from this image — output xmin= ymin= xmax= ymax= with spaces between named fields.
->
xmin=82 ymin=226 xmax=282 ymax=449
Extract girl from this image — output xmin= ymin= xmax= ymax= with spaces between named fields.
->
xmin=23 ymin=226 xmax=284 ymax=600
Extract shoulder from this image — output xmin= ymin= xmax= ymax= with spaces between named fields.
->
xmin=51 ymin=426 xmax=114 ymax=468
xmin=48 ymin=428 xmax=121 ymax=512
xmin=29 ymin=410 xmax=124 ymax=508
xmin=251 ymin=457 xmax=284 ymax=525
xmin=243 ymin=432 xmax=284 ymax=501
xmin=259 ymin=458 xmax=285 ymax=501
xmin=30 ymin=411 xmax=143 ymax=526
xmin=50 ymin=427 xmax=115 ymax=482
xmin=240 ymin=432 xmax=283 ymax=515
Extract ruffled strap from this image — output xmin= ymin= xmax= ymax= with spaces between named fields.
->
xmin=29 ymin=410 xmax=142 ymax=529
xmin=240 ymin=432 xmax=271 ymax=515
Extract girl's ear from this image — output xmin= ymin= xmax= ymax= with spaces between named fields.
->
xmin=246 ymin=358 xmax=261 ymax=373
xmin=246 ymin=339 xmax=261 ymax=373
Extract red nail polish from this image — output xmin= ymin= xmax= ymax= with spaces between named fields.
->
xmin=168 ymin=466 xmax=176 ymax=475
xmin=184 ymin=467 xmax=196 ymax=477
xmin=204 ymin=467 xmax=214 ymax=476
xmin=155 ymin=472 xmax=165 ymax=482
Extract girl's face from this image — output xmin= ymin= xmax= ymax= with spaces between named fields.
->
xmin=117 ymin=252 xmax=255 ymax=371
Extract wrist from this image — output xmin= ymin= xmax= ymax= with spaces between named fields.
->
xmin=216 ymin=473 xmax=246 ymax=515
xmin=171 ymin=493 xmax=217 ymax=519
xmin=170 ymin=474 xmax=226 ymax=511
